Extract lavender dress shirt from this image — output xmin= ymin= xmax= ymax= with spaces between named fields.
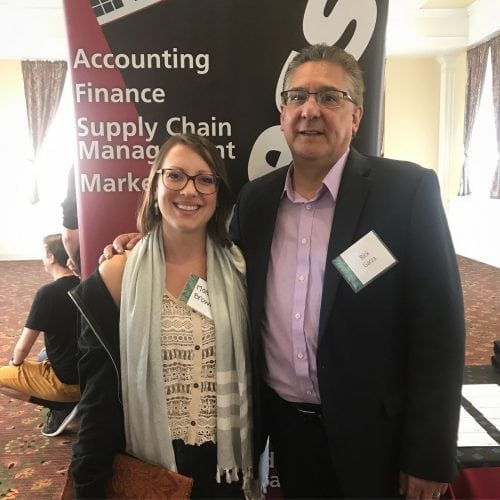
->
xmin=262 ymin=151 xmax=348 ymax=404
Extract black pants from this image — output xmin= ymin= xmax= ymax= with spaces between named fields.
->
xmin=172 ymin=440 xmax=244 ymax=499
xmin=29 ymin=396 xmax=77 ymax=411
xmin=265 ymin=385 xmax=343 ymax=499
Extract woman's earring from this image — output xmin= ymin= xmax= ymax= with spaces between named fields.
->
xmin=154 ymin=200 xmax=159 ymax=216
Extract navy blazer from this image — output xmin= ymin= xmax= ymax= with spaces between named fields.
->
xmin=231 ymin=148 xmax=465 ymax=497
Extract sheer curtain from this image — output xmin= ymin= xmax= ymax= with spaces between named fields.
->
xmin=490 ymin=35 xmax=500 ymax=199
xmin=458 ymin=43 xmax=489 ymax=196
xmin=21 ymin=60 xmax=68 ymax=204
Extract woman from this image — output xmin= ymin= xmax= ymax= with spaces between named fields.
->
xmin=69 ymin=134 xmax=255 ymax=498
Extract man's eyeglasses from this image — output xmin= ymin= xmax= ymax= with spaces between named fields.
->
xmin=157 ymin=168 xmax=219 ymax=194
xmin=281 ymin=89 xmax=355 ymax=109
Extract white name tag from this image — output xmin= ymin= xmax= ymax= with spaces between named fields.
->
xmin=178 ymin=274 xmax=212 ymax=319
xmin=332 ymin=231 xmax=397 ymax=292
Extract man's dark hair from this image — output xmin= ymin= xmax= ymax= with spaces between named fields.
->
xmin=43 ymin=234 xmax=69 ymax=267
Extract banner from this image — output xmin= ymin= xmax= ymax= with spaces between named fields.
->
xmin=63 ymin=0 xmax=388 ymax=278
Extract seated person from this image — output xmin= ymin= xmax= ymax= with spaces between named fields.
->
xmin=0 ymin=234 xmax=81 ymax=437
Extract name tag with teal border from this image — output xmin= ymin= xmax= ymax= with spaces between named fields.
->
xmin=178 ymin=274 xmax=212 ymax=319
xmin=332 ymin=231 xmax=397 ymax=293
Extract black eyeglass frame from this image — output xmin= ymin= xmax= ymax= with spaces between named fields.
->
xmin=280 ymin=88 xmax=356 ymax=108
xmin=157 ymin=168 xmax=219 ymax=194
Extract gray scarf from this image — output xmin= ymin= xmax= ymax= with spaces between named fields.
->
xmin=119 ymin=225 xmax=256 ymax=496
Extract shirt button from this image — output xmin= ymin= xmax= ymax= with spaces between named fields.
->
xmin=305 ymin=204 xmax=312 ymax=210
xmin=301 ymin=238 xmax=307 ymax=244
xmin=193 ymin=383 xmax=199 ymax=389
xmin=191 ymin=421 xmax=196 ymax=426
xmin=194 ymin=345 xmax=200 ymax=350
xmin=306 ymin=390 xmax=312 ymax=395
xmin=295 ymin=312 xmax=301 ymax=319
xmin=298 ymin=275 xmax=305 ymax=282
xmin=297 ymin=352 xmax=304 ymax=359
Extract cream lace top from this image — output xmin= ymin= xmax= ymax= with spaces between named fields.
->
xmin=160 ymin=292 xmax=217 ymax=445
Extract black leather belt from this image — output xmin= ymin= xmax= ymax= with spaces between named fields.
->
xmin=287 ymin=401 xmax=323 ymax=422
xmin=265 ymin=385 xmax=324 ymax=423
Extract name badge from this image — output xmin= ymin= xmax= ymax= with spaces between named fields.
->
xmin=178 ymin=274 xmax=212 ymax=319
xmin=332 ymin=231 xmax=397 ymax=293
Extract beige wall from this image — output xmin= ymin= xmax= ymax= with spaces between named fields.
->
xmin=0 ymin=60 xmax=29 ymax=160
xmin=383 ymin=57 xmax=441 ymax=171
xmin=0 ymin=59 xmax=73 ymax=260
xmin=0 ymin=60 xmax=37 ymax=259
xmin=383 ymin=54 xmax=466 ymax=200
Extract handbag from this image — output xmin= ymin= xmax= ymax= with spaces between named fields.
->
xmin=60 ymin=452 xmax=193 ymax=499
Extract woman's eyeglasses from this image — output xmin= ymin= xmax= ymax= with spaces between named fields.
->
xmin=157 ymin=168 xmax=219 ymax=194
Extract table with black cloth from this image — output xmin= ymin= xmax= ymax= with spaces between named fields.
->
xmin=448 ymin=365 xmax=500 ymax=499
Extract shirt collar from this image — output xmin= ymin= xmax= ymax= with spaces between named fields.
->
xmin=282 ymin=148 xmax=350 ymax=203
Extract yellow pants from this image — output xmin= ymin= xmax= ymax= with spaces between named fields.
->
xmin=0 ymin=359 xmax=80 ymax=402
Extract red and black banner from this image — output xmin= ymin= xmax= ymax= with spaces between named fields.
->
xmin=63 ymin=0 xmax=388 ymax=278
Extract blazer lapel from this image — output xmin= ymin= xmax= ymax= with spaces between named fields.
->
xmin=317 ymin=149 xmax=371 ymax=344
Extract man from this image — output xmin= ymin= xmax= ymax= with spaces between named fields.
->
xmin=106 ymin=44 xmax=465 ymax=498
xmin=61 ymin=165 xmax=80 ymax=276
xmin=0 ymin=234 xmax=81 ymax=437
xmin=231 ymin=44 xmax=465 ymax=498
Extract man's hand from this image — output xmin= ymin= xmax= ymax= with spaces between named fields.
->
xmin=99 ymin=232 xmax=141 ymax=263
xmin=67 ymin=257 xmax=80 ymax=277
xmin=11 ymin=328 xmax=40 ymax=366
xmin=399 ymin=471 xmax=448 ymax=500
xmin=62 ymin=227 xmax=80 ymax=275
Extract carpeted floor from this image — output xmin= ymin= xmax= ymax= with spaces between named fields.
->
xmin=0 ymin=256 xmax=498 ymax=498
xmin=457 ymin=256 xmax=499 ymax=366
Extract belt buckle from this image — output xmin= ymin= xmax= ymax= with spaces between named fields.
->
xmin=296 ymin=407 xmax=322 ymax=423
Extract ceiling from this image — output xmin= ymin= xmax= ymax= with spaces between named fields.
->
xmin=0 ymin=0 xmax=498 ymax=60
